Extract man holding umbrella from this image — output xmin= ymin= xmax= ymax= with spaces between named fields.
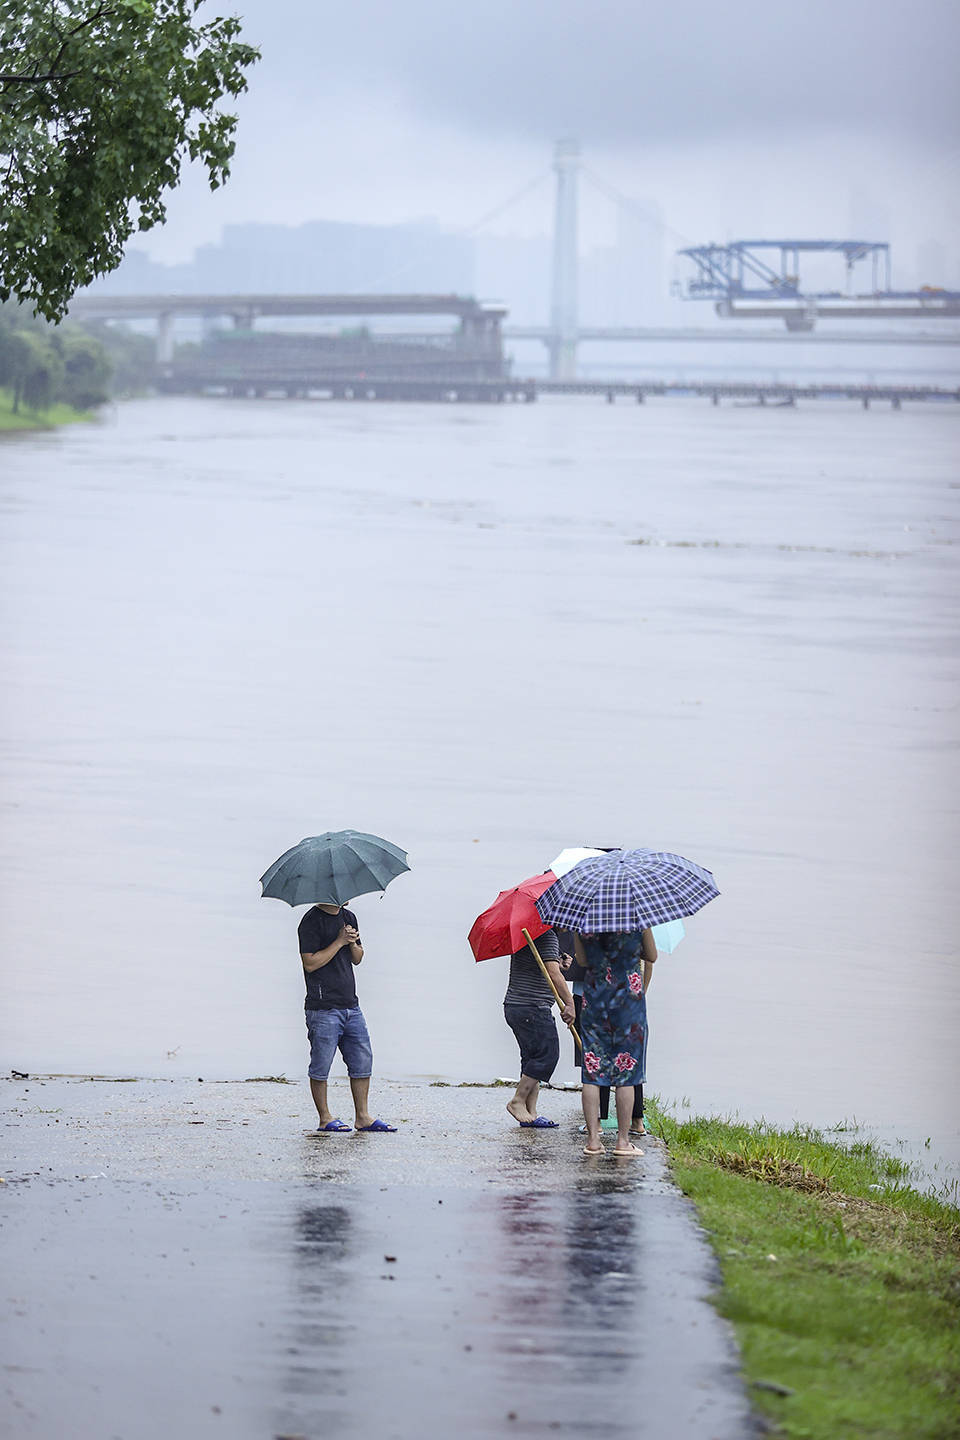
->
xmin=260 ymin=830 xmax=410 ymax=1134
xmin=298 ymin=900 xmax=396 ymax=1133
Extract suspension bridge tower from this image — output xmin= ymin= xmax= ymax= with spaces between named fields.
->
xmin=549 ymin=138 xmax=580 ymax=380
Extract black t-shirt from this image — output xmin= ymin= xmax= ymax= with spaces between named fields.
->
xmin=298 ymin=906 xmax=360 ymax=1010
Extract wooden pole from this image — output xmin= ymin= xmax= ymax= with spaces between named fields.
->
xmin=521 ymin=926 xmax=582 ymax=1052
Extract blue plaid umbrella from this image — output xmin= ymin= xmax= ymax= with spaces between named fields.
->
xmin=535 ymin=848 xmax=718 ymax=933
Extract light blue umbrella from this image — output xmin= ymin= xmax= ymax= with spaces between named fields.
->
xmin=650 ymin=918 xmax=685 ymax=953
xmin=260 ymin=830 xmax=410 ymax=907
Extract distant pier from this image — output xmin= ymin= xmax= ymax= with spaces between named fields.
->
xmin=537 ymin=379 xmax=960 ymax=408
xmin=159 ymin=375 xmax=957 ymax=407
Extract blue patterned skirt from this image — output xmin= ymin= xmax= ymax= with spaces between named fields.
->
xmin=580 ymin=970 xmax=648 ymax=1087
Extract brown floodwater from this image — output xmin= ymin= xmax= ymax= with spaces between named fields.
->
xmin=1 ymin=395 xmax=957 ymax=1176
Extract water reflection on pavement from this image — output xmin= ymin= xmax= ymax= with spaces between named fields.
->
xmin=2 ymin=1080 xmax=757 ymax=1440
xmin=273 ymin=1139 xmax=753 ymax=1439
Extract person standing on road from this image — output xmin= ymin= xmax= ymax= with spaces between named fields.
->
xmin=504 ymin=927 xmax=576 ymax=1128
xmin=298 ymin=901 xmax=396 ymax=1134
xmin=560 ymin=931 xmax=647 ymax=1138
xmin=579 ymin=928 xmax=657 ymax=1157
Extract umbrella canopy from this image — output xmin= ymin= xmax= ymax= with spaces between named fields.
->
xmin=468 ymin=872 xmax=555 ymax=962
xmin=535 ymin=847 xmax=719 ymax=933
xmin=549 ymin=846 xmax=605 ymax=878
xmin=650 ymin=918 xmax=686 ymax=954
xmin=260 ymin=830 xmax=410 ymax=907
xmin=549 ymin=846 xmax=687 ymax=951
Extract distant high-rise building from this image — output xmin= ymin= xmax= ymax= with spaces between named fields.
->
xmin=915 ymin=239 xmax=949 ymax=291
xmin=578 ymin=201 xmax=667 ymax=327
xmin=474 ymin=234 xmax=551 ymax=325
xmin=848 ymin=184 xmax=891 ymax=244
xmin=89 ymin=218 xmax=476 ymax=298
xmin=613 ymin=201 xmax=667 ymax=325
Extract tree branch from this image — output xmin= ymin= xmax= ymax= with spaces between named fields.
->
xmin=0 ymin=71 xmax=82 ymax=83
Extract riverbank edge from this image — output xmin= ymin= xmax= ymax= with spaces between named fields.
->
xmin=0 ymin=386 xmax=98 ymax=432
xmin=645 ymin=1098 xmax=960 ymax=1440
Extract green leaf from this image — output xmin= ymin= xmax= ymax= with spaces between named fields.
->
xmin=0 ymin=0 xmax=260 ymax=319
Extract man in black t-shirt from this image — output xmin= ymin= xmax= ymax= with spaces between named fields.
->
xmin=297 ymin=902 xmax=396 ymax=1133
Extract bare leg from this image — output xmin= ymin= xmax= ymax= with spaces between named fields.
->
xmin=350 ymin=1076 xmax=373 ymax=1129
xmin=310 ymin=1079 xmax=333 ymax=1127
xmin=614 ymin=1086 xmax=643 ymax=1155
xmin=507 ymin=1074 xmax=539 ymax=1124
xmin=582 ymin=1083 xmax=603 ymax=1153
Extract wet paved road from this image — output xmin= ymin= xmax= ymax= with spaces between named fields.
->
xmin=2 ymin=1079 xmax=758 ymax=1439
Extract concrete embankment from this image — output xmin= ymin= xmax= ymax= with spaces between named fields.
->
xmin=1 ymin=1077 xmax=758 ymax=1440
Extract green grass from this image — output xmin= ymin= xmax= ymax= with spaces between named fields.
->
xmin=645 ymin=1099 xmax=960 ymax=1440
xmin=0 ymin=387 xmax=95 ymax=431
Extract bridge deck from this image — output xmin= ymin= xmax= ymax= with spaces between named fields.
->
xmin=69 ymin=293 xmax=504 ymax=321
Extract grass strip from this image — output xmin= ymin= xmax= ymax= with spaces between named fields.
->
xmin=645 ymin=1099 xmax=960 ymax=1439
xmin=0 ymin=387 xmax=94 ymax=431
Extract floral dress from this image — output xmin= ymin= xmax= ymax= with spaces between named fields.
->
xmin=579 ymin=932 xmax=648 ymax=1087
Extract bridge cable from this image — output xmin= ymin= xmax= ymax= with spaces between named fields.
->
xmin=580 ymin=166 xmax=694 ymax=250
xmin=359 ymin=169 xmax=551 ymax=295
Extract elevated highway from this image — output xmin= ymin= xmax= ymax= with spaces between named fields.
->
xmin=67 ymin=292 xmax=506 ymax=364
xmin=68 ymin=291 xmax=960 ymax=382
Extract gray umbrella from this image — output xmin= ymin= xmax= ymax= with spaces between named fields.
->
xmin=259 ymin=830 xmax=410 ymax=907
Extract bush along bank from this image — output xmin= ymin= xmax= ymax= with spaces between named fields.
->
xmin=0 ymin=301 xmax=111 ymax=418
xmin=0 ymin=388 xmax=97 ymax=431
xmin=0 ymin=299 xmax=154 ymax=429
xmin=645 ymin=1100 xmax=960 ymax=1440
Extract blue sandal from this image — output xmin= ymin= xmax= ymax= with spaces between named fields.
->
xmin=520 ymin=1117 xmax=559 ymax=1128
xmin=356 ymin=1119 xmax=397 ymax=1132
xmin=318 ymin=1119 xmax=352 ymax=1132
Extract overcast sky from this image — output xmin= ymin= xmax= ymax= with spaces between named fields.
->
xmin=143 ymin=0 xmax=960 ymax=280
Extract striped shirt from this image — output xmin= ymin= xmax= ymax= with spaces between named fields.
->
xmin=504 ymin=928 xmax=560 ymax=1008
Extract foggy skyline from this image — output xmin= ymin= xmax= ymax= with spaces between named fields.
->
xmin=135 ymin=1 xmax=959 ymax=287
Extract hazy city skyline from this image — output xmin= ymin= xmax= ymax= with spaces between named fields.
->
xmin=131 ymin=0 xmax=959 ymax=294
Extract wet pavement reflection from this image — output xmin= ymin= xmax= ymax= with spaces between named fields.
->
xmin=272 ymin=1160 xmax=752 ymax=1438
xmin=3 ymin=1080 xmax=757 ymax=1440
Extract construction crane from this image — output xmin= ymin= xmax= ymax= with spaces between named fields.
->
xmin=676 ymin=239 xmax=960 ymax=330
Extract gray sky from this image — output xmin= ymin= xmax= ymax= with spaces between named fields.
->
xmin=143 ymin=0 xmax=960 ymax=275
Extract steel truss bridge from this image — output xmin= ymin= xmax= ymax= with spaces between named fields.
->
xmin=677 ymin=239 xmax=960 ymax=329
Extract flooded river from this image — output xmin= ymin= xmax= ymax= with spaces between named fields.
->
xmin=1 ymin=395 xmax=958 ymax=1175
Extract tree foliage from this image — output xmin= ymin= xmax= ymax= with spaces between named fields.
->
xmin=1 ymin=325 xmax=62 ymax=409
xmin=0 ymin=0 xmax=259 ymax=320
xmin=59 ymin=326 xmax=111 ymax=407
xmin=0 ymin=299 xmax=115 ymax=409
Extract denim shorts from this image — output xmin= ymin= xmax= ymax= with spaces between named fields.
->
xmin=305 ymin=1006 xmax=373 ymax=1080
xmin=504 ymin=1002 xmax=560 ymax=1083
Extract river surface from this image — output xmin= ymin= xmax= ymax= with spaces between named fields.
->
xmin=1 ymin=395 xmax=958 ymax=1179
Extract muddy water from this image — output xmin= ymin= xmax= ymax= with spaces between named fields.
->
xmin=1 ymin=396 xmax=957 ymax=1172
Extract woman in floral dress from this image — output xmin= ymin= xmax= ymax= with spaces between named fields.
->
xmin=578 ymin=928 xmax=657 ymax=1156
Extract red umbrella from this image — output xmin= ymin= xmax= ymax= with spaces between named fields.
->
xmin=469 ymin=872 xmax=582 ymax=1052
xmin=468 ymin=872 xmax=556 ymax=962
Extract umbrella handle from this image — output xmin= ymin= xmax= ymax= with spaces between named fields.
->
xmin=521 ymin=927 xmax=582 ymax=1053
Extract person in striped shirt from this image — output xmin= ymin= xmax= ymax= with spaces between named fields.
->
xmin=503 ymin=927 xmax=576 ymax=1128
